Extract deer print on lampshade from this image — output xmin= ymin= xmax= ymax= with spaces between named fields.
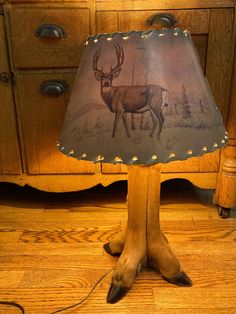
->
xmin=58 ymin=28 xmax=227 ymax=165
xmin=93 ymin=44 xmax=168 ymax=138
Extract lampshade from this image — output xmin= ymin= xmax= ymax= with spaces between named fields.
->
xmin=57 ymin=28 xmax=228 ymax=165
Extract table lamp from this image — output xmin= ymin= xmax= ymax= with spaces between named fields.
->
xmin=57 ymin=13 xmax=228 ymax=304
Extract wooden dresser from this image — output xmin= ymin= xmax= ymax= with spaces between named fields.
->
xmin=0 ymin=0 xmax=235 ymax=212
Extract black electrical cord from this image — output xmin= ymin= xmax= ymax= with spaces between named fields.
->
xmin=50 ymin=268 xmax=113 ymax=314
xmin=0 ymin=301 xmax=25 ymax=313
xmin=0 ymin=268 xmax=113 ymax=314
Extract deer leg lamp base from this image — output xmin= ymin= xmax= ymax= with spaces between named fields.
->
xmin=57 ymin=14 xmax=228 ymax=306
xmin=104 ymin=165 xmax=192 ymax=304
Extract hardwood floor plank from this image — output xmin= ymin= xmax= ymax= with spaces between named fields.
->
xmin=0 ymin=230 xmax=22 ymax=243
xmin=0 ymin=286 xmax=154 ymax=313
xmin=0 ymin=211 xmax=127 ymax=223
xmin=0 ymin=220 xmax=122 ymax=230
xmin=161 ymin=219 xmax=236 ymax=229
xmin=0 ymin=241 xmax=235 ymax=259
xmin=0 ymin=255 xmax=116 ymax=270
xmin=15 ymin=223 xmax=236 ymax=243
xmin=153 ymin=287 xmax=236 ymax=308
xmin=19 ymin=226 xmax=121 ymax=243
xmin=0 ymin=271 xmax=24 ymax=288
xmin=1 ymin=253 xmax=236 ymax=271
xmin=169 ymin=241 xmax=236 ymax=255
xmin=12 ymin=268 xmax=236 ymax=290
xmin=0 ymin=181 xmax=235 ymax=313
xmin=152 ymin=309 xmax=236 ymax=314
xmin=0 ymin=243 xmax=104 ymax=256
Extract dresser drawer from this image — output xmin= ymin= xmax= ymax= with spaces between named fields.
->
xmin=118 ymin=9 xmax=210 ymax=34
xmin=8 ymin=7 xmax=90 ymax=69
xmin=96 ymin=9 xmax=209 ymax=71
xmin=16 ymin=71 xmax=96 ymax=174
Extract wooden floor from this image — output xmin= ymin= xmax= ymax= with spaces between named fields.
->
xmin=0 ymin=179 xmax=235 ymax=314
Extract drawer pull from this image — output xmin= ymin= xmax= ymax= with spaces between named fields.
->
xmin=35 ymin=24 xmax=66 ymax=38
xmin=0 ymin=72 xmax=11 ymax=84
xmin=146 ymin=13 xmax=178 ymax=28
xmin=40 ymin=80 xmax=69 ymax=96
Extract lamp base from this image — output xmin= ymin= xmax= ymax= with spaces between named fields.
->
xmin=104 ymin=165 xmax=192 ymax=304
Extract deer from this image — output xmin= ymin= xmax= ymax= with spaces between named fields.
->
xmin=93 ymin=44 xmax=169 ymax=138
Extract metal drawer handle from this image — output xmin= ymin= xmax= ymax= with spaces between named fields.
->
xmin=35 ymin=24 xmax=67 ymax=38
xmin=0 ymin=72 xmax=11 ymax=84
xmin=146 ymin=13 xmax=178 ymax=28
xmin=39 ymin=80 xmax=69 ymax=96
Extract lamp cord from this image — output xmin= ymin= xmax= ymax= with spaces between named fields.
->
xmin=0 ymin=301 xmax=25 ymax=313
xmin=50 ymin=268 xmax=113 ymax=314
xmin=0 ymin=268 xmax=113 ymax=314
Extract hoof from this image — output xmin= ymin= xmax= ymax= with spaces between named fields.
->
xmin=107 ymin=282 xmax=130 ymax=304
xmin=103 ymin=243 xmax=121 ymax=257
xmin=164 ymin=271 xmax=193 ymax=287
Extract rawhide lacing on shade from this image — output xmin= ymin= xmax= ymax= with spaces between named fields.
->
xmin=58 ymin=28 xmax=228 ymax=166
xmin=57 ymin=136 xmax=227 ymax=164
xmin=85 ymin=28 xmax=190 ymax=45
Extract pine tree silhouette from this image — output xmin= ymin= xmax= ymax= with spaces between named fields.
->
xmin=182 ymin=85 xmax=192 ymax=118
xmin=174 ymin=103 xmax=179 ymax=114
xmin=95 ymin=117 xmax=104 ymax=129
xmin=83 ymin=117 xmax=89 ymax=133
xmin=199 ymin=99 xmax=205 ymax=113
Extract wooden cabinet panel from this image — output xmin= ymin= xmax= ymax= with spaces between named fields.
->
xmin=0 ymin=15 xmax=21 ymax=174
xmin=118 ymin=9 xmax=210 ymax=34
xmin=96 ymin=10 xmax=208 ymax=71
xmin=96 ymin=11 xmax=118 ymax=34
xmin=227 ymin=40 xmax=236 ymax=139
xmin=96 ymin=9 xmax=210 ymax=34
xmin=8 ymin=7 xmax=90 ymax=69
xmin=96 ymin=0 xmax=235 ymax=11
xmin=9 ymin=0 xmax=88 ymax=2
xmin=206 ymin=9 xmax=234 ymax=122
xmin=16 ymin=71 xmax=96 ymax=174
xmin=102 ymin=163 xmax=128 ymax=174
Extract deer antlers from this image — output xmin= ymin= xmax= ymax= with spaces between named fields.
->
xmin=111 ymin=44 xmax=124 ymax=73
xmin=93 ymin=44 xmax=124 ymax=74
xmin=93 ymin=48 xmax=103 ymax=74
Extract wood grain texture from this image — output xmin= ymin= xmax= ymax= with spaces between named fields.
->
xmin=227 ymin=39 xmax=236 ymax=138
xmin=153 ymin=287 xmax=236 ymax=309
xmin=207 ymin=8 xmax=236 ymax=209
xmin=96 ymin=0 xmax=235 ymax=11
xmin=213 ymin=16 xmax=236 ymax=208
xmin=7 ymin=6 xmax=90 ymax=68
xmin=118 ymin=9 xmax=210 ymax=34
xmin=16 ymin=71 xmax=96 ymax=174
xmin=96 ymin=10 xmax=118 ymax=34
xmin=8 ymin=0 xmax=88 ymax=3
xmin=0 ymin=16 xmax=22 ymax=174
xmin=214 ymin=145 xmax=236 ymax=208
xmin=96 ymin=10 xmax=208 ymax=67
xmin=206 ymin=8 xmax=234 ymax=122
xmin=0 ymin=171 xmax=218 ymax=192
xmin=0 ymin=181 xmax=235 ymax=313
